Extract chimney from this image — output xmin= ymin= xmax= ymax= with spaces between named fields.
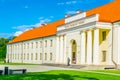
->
xmin=65 ymin=14 xmax=71 ymax=18
xmin=76 ymin=10 xmax=82 ymax=14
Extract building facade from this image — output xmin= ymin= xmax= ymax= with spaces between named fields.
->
xmin=6 ymin=0 xmax=120 ymax=68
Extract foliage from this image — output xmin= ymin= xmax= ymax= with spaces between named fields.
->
xmin=0 ymin=38 xmax=10 ymax=59
xmin=0 ymin=70 xmax=120 ymax=80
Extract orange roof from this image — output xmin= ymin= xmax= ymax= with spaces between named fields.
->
xmin=9 ymin=19 xmax=64 ymax=44
xmin=86 ymin=0 xmax=120 ymax=22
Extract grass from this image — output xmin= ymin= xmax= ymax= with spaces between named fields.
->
xmin=93 ymin=70 xmax=120 ymax=74
xmin=0 ymin=70 xmax=120 ymax=80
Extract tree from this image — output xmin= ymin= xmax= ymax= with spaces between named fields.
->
xmin=0 ymin=38 xmax=10 ymax=59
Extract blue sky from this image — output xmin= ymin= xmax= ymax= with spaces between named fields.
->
xmin=0 ymin=0 xmax=113 ymax=38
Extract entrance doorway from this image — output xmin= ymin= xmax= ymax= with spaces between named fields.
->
xmin=71 ymin=40 xmax=77 ymax=64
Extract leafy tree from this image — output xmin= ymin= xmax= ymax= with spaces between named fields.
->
xmin=0 ymin=38 xmax=10 ymax=59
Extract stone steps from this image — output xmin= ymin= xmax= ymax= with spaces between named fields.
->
xmin=42 ymin=63 xmax=115 ymax=70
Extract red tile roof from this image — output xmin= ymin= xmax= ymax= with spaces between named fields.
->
xmin=9 ymin=0 xmax=120 ymax=44
xmin=9 ymin=19 xmax=65 ymax=44
xmin=86 ymin=0 xmax=120 ymax=22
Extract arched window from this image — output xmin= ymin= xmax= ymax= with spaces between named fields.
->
xmin=45 ymin=53 xmax=47 ymax=60
xmin=50 ymin=53 xmax=52 ymax=60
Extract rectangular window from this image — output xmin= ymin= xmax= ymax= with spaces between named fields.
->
xmin=102 ymin=31 xmax=106 ymax=41
xmin=24 ymin=44 xmax=25 ymax=49
xmin=102 ymin=51 xmax=106 ymax=62
xmin=50 ymin=40 xmax=53 ymax=47
xmin=40 ymin=53 xmax=42 ymax=60
xmin=45 ymin=53 xmax=47 ymax=60
xmin=45 ymin=40 xmax=47 ymax=47
xmin=50 ymin=53 xmax=52 ymax=60
xmin=31 ymin=43 xmax=33 ymax=49
xmin=27 ymin=43 xmax=29 ymax=49
xmin=36 ymin=42 xmax=38 ymax=48
xmin=35 ymin=53 xmax=37 ymax=60
xmin=40 ymin=41 xmax=42 ymax=48
xmin=27 ymin=53 xmax=29 ymax=60
xmin=24 ymin=53 xmax=25 ymax=60
xmin=31 ymin=53 xmax=33 ymax=60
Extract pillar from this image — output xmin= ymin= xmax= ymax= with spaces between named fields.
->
xmin=93 ymin=28 xmax=100 ymax=65
xmin=56 ymin=36 xmax=60 ymax=63
xmin=63 ymin=35 xmax=67 ymax=64
xmin=86 ymin=30 xmax=92 ymax=64
xmin=60 ymin=35 xmax=64 ymax=63
xmin=80 ymin=31 xmax=86 ymax=64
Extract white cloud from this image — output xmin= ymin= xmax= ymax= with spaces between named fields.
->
xmin=57 ymin=0 xmax=81 ymax=5
xmin=66 ymin=1 xmax=77 ymax=5
xmin=12 ymin=17 xmax=52 ymax=37
xmin=14 ymin=31 xmax=23 ymax=36
xmin=66 ymin=10 xmax=76 ymax=15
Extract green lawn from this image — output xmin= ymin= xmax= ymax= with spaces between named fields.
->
xmin=93 ymin=70 xmax=120 ymax=74
xmin=0 ymin=70 xmax=120 ymax=80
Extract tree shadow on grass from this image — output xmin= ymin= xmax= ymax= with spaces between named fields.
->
xmin=1 ymin=72 xmax=99 ymax=80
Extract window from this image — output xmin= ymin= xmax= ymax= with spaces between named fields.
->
xmin=35 ymin=53 xmax=37 ymax=60
xmin=45 ymin=40 xmax=47 ymax=47
xmin=102 ymin=51 xmax=106 ymax=62
xmin=24 ymin=43 xmax=25 ymax=49
xmin=36 ymin=42 xmax=38 ymax=48
xmin=50 ymin=53 xmax=52 ymax=60
xmin=27 ymin=43 xmax=29 ymax=49
xmin=31 ymin=42 xmax=33 ymax=49
xmin=27 ymin=53 xmax=29 ymax=60
xmin=31 ymin=53 xmax=33 ymax=60
xmin=45 ymin=53 xmax=47 ymax=60
xmin=50 ymin=40 xmax=53 ymax=47
xmin=21 ymin=54 xmax=22 ymax=60
xmin=40 ymin=53 xmax=42 ymax=60
xmin=13 ymin=54 xmax=14 ymax=59
xmin=18 ymin=54 xmax=19 ymax=60
xmin=102 ymin=31 xmax=106 ymax=41
xmin=24 ymin=53 xmax=25 ymax=60
xmin=40 ymin=41 xmax=42 ymax=48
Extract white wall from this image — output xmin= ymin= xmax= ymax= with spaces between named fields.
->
xmin=6 ymin=36 xmax=56 ymax=64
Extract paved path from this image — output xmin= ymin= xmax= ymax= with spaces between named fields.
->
xmin=0 ymin=65 xmax=75 ymax=72
xmin=0 ymin=64 xmax=120 ymax=76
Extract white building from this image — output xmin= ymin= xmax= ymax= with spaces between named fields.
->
xmin=6 ymin=0 xmax=120 ymax=69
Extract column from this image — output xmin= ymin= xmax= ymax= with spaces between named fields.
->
xmin=86 ymin=30 xmax=92 ymax=64
xmin=63 ymin=35 xmax=67 ymax=64
xmin=60 ymin=35 xmax=64 ymax=63
xmin=56 ymin=36 xmax=60 ymax=63
xmin=93 ymin=29 xmax=100 ymax=65
xmin=80 ymin=31 xmax=86 ymax=64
